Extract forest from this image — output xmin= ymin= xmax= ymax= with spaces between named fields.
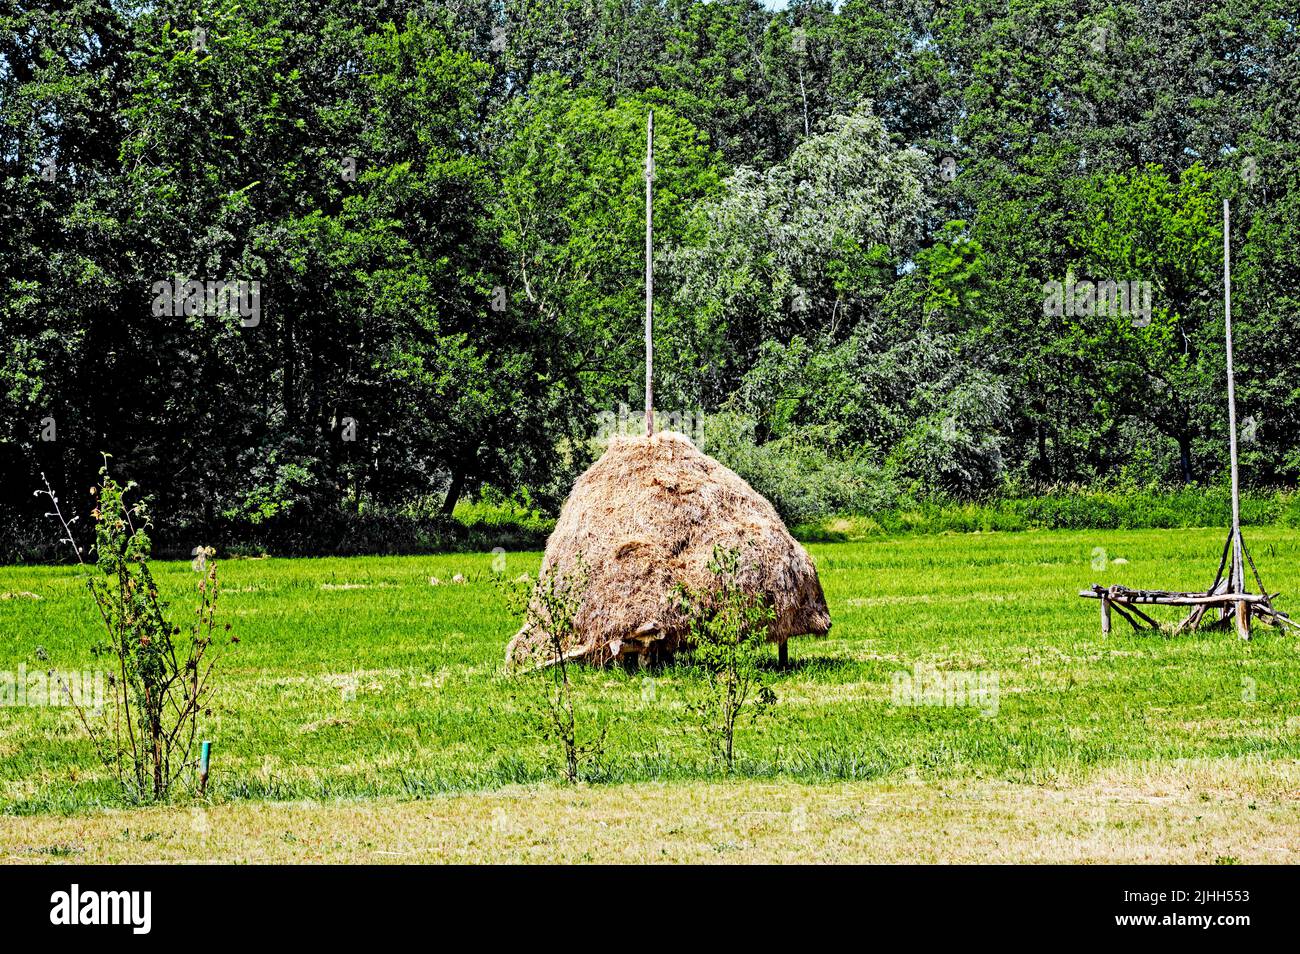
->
xmin=2 ymin=0 xmax=1298 ymax=559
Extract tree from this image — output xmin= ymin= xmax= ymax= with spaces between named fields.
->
xmin=1068 ymin=163 xmax=1223 ymax=483
xmin=669 ymin=104 xmax=931 ymax=407
xmin=493 ymin=80 xmax=723 ymax=428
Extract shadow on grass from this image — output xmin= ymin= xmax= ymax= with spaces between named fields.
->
xmin=759 ymin=655 xmax=855 ymax=675
xmin=613 ymin=653 xmax=856 ymax=678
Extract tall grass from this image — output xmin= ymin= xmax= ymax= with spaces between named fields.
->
xmin=795 ymin=488 xmax=1300 ymax=540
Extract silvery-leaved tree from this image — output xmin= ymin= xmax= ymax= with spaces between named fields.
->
xmin=666 ymin=103 xmax=933 ymax=407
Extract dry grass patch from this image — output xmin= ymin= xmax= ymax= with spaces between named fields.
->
xmin=3 ymin=759 xmax=1296 ymax=864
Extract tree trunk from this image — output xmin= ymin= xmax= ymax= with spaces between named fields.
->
xmin=152 ymin=715 xmax=164 ymax=799
xmin=1178 ymin=433 xmax=1194 ymax=483
xmin=282 ymin=314 xmax=296 ymax=427
xmin=441 ymin=468 xmax=467 ymax=517
xmin=1036 ymin=421 xmax=1050 ymax=481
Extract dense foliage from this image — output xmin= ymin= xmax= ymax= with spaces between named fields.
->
xmin=3 ymin=0 xmax=1298 ymax=559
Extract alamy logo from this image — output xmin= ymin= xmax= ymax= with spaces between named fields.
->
xmin=50 ymin=884 xmax=151 ymax=934
xmin=596 ymin=402 xmax=706 ymax=447
xmin=1 ymin=665 xmax=104 ymax=709
xmin=1043 ymin=274 xmax=1152 ymax=326
xmin=151 ymin=278 xmax=261 ymax=327
xmin=891 ymin=663 xmax=999 ymax=717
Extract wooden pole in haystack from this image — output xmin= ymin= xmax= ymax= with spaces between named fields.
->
xmin=644 ymin=109 xmax=655 ymax=437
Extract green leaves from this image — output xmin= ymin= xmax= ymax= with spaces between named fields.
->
xmin=493 ymin=82 xmax=722 ymax=415
xmin=669 ymin=104 xmax=930 ymax=405
xmin=65 ymin=464 xmax=226 ymax=802
xmin=678 ymin=544 xmax=778 ymax=772
xmin=6 ymin=0 xmax=1300 ymax=554
xmin=1065 ymin=162 xmax=1224 ymax=481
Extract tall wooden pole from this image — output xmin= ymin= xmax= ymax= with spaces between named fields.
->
xmin=1224 ymin=201 xmax=1242 ymax=576
xmin=1224 ymin=200 xmax=1249 ymax=638
xmin=644 ymin=109 xmax=654 ymax=437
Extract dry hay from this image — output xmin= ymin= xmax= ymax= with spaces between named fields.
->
xmin=506 ymin=431 xmax=831 ymax=667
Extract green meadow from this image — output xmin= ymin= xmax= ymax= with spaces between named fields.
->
xmin=2 ymin=528 xmax=1300 ymax=820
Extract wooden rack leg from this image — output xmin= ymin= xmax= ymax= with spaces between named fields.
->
xmin=1175 ymin=604 xmax=1205 ymax=634
xmin=1110 ymin=601 xmax=1148 ymax=632
xmin=1100 ymin=594 xmax=1111 ymax=636
xmin=1116 ymin=601 xmax=1160 ymax=628
xmin=1236 ymin=600 xmax=1251 ymax=640
xmin=1208 ymin=529 xmax=1233 ymax=591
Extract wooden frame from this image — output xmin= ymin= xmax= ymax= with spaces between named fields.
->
xmin=1080 ymin=525 xmax=1299 ymax=638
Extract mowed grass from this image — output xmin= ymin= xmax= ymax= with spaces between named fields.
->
xmin=3 ymin=528 xmax=1300 ymax=819
xmin=7 ymin=762 xmax=1300 ymax=863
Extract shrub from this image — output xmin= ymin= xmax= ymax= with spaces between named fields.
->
xmin=704 ymin=412 xmax=895 ymax=525
xmin=677 ymin=545 xmax=778 ymax=773
xmin=507 ymin=557 xmax=604 ymax=783
xmin=790 ymin=487 xmax=1300 ymax=540
xmin=39 ymin=464 xmax=229 ymax=802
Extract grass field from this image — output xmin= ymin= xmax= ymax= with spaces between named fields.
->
xmin=3 ymin=528 xmax=1300 ymax=862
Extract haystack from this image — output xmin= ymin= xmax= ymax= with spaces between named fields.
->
xmin=506 ymin=431 xmax=831 ymax=667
